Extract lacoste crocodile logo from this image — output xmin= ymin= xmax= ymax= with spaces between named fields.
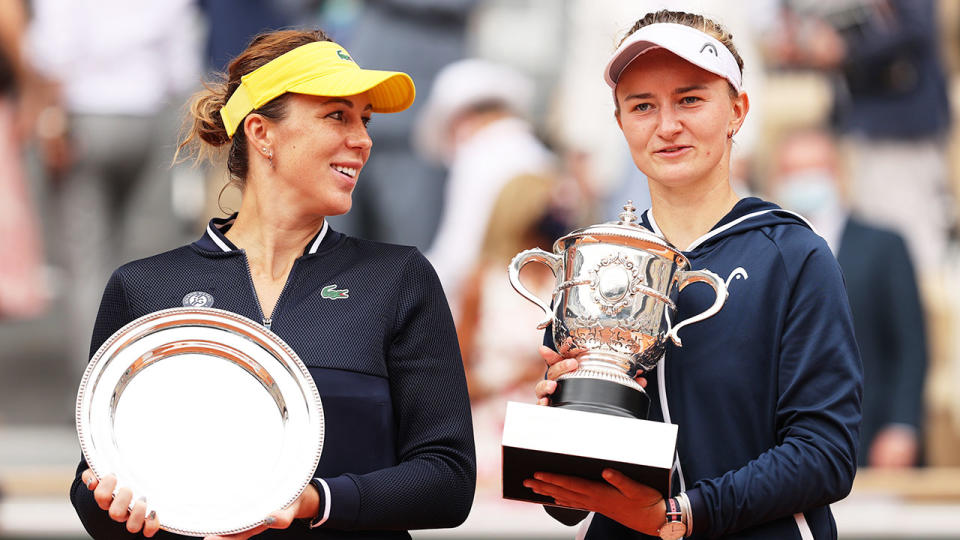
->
xmin=321 ymin=284 xmax=349 ymax=299
xmin=336 ymin=49 xmax=352 ymax=62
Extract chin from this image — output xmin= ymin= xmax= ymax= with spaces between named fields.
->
xmin=326 ymin=200 xmax=352 ymax=217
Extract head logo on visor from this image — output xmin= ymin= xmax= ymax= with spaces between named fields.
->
xmin=604 ymin=23 xmax=742 ymax=93
xmin=220 ymin=41 xmax=415 ymax=138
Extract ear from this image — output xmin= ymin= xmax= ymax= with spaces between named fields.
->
xmin=243 ymin=113 xmax=274 ymax=156
xmin=728 ymin=91 xmax=750 ymax=138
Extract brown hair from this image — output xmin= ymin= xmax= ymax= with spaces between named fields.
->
xmin=177 ymin=29 xmax=333 ymax=191
xmin=615 ymin=10 xmax=744 ymax=107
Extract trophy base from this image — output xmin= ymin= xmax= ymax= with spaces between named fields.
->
xmin=552 ymin=377 xmax=650 ymax=419
xmin=501 ymin=402 xmax=677 ymax=506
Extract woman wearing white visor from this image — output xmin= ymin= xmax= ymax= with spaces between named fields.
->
xmin=526 ymin=10 xmax=861 ymax=540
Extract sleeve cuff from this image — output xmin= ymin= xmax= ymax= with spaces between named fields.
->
xmin=308 ymin=478 xmax=331 ymax=528
xmin=311 ymin=474 xmax=361 ymax=529
xmin=685 ymin=487 xmax=707 ymax=537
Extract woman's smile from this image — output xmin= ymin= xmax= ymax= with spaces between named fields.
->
xmin=330 ymin=161 xmax=362 ymax=188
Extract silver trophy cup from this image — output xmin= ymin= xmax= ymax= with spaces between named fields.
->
xmin=509 ymin=202 xmax=728 ymax=418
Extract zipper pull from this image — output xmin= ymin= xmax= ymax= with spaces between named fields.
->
xmin=263 ymin=317 xmax=272 ymax=330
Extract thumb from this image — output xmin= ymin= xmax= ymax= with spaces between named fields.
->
xmin=264 ymin=506 xmax=297 ymax=530
xmin=601 ymin=468 xmax=656 ymax=500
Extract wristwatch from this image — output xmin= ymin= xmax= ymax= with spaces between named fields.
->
xmin=658 ymin=497 xmax=687 ymax=540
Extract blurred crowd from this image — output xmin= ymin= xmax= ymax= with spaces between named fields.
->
xmin=3 ymin=0 xmax=960 ymax=510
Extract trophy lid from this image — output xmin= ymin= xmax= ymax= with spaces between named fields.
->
xmin=554 ymin=201 xmax=686 ymax=261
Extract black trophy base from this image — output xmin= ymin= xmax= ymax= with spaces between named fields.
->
xmin=551 ymin=376 xmax=650 ymax=419
xmin=501 ymin=402 xmax=677 ymax=505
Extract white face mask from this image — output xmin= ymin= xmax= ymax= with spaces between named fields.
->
xmin=774 ymin=169 xmax=840 ymax=216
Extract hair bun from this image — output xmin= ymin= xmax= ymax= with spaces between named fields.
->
xmin=191 ymin=85 xmax=231 ymax=147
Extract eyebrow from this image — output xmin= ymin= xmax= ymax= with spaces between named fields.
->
xmin=322 ymin=97 xmax=374 ymax=111
xmin=622 ymin=85 xmax=709 ymax=101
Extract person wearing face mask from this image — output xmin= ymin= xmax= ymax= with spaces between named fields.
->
xmin=772 ymin=127 xmax=927 ymax=470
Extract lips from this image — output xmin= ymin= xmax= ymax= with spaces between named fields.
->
xmin=655 ymin=145 xmax=692 ymax=155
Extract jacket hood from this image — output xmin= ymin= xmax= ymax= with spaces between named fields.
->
xmin=639 ymin=197 xmax=815 ymax=254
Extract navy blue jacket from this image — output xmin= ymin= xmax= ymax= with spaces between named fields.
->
xmin=831 ymin=0 xmax=950 ymax=138
xmin=838 ymin=217 xmax=926 ymax=465
xmin=70 ymin=216 xmax=476 ymax=539
xmin=575 ymin=198 xmax=863 ymax=539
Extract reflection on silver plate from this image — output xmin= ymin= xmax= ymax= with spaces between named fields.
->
xmin=76 ymin=307 xmax=324 ymax=537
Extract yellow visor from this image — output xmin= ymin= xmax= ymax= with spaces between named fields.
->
xmin=220 ymin=41 xmax=415 ymax=137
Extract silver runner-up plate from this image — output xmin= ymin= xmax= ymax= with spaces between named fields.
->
xmin=75 ymin=307 xmax=325 ymax=537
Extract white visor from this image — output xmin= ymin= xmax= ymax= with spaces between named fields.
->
xmin=604 ymin=22 xmax=742 ymax=93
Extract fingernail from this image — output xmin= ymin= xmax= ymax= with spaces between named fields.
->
xmin=264 ymin=516 xmax=276 ymax=526
xmin=85 ymin=478 xmax=94 ymax=489
xmin=534 ymin=473 xmax=544 ymax=480
xmin=523 ymin=480 xmax=532 ymax=488
xmin=147 ymin=510 xmax=156 ymax=520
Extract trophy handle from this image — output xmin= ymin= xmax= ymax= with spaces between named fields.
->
xmin=508 ymin=248 xmax=562 ymax=330
xmin=666 ymin=268 xmax=728 ymax=346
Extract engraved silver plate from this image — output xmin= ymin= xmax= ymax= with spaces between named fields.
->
xmin=75 ymin=307 xmax=324 ymax=537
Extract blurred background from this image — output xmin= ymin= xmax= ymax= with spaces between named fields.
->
xmin=2 ymin=0 xmax=960 ymax=538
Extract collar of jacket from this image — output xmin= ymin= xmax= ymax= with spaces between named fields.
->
xmin=192 ymin=212 xmax=334 ymax=256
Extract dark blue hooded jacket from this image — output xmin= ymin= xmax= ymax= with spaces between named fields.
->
xmin=577 ymin=197 xmax=863 ymax=539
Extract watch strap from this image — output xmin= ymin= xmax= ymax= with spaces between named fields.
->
xmin=666 ymin=497 xmax=682 ymax=523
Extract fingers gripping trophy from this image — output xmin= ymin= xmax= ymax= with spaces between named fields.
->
xmin=501 ymin=202 xmax=728 ymax=504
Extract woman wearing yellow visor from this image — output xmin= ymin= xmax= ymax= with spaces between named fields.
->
xmin=70 ymin=29 xmax=476 ymax=539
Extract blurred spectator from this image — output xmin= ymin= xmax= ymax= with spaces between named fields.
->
xmin=199 ymin=0 xmax=315 ymax=71
xmin=457 ymin=173 xmax=556 ymax=498
xmin=0 ymin=0 xmax=48 ymax=319
xmin=771 ymin=127 xmax=927 ymax=468
xmin=416 ymin=58 xmax=562 ymax=495
xmin=416 ymin=58 xmax=556 ymax=315
xmin=327 ymin=0 xmax=477 ymax=249
xmin=26 ymin=0 xmax=203 ymax=372
xmin=763 ymin=0 xmax=953 ymax=272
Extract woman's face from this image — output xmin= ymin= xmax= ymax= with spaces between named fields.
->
xmin=268 ymin=92 xmax=373 ymax=216
xmin=615 ymin=48 xmax=747 ymax=191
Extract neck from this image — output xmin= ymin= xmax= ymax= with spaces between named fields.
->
xmin=225 ymin=178 xmax=325 ymax=280
xmin=648 ymin=168 xmax=739 ymax=251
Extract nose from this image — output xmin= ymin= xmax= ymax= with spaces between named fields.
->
xmin=348 ymin=121 xmax=373 ymax=152
xmin=656 ymin=107 xmax=682 ymax=139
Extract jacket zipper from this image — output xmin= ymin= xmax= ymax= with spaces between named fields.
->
xmin=240 ymin=252 xmax=300 ymax=331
